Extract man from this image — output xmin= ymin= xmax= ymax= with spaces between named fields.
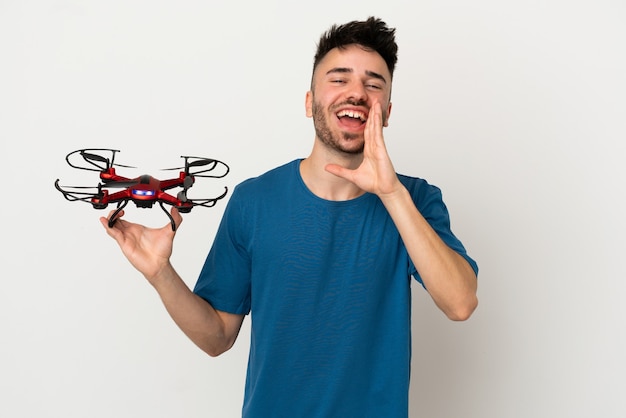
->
xmin=102 ymin=17 xmax=478 ymax=417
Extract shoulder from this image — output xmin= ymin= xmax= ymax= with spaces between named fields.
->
xmin=228 ymin=159 xmax=301 ymax=206
xmin=396 ymin=173 xmax=452 ymax=221
xmin=397 ymin=173 xmax=442 ymax=200
xmin=236 ymin=160 xmax=298 ymax=190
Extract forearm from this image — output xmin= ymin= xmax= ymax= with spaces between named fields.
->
xmin=380 ymin=186 xmax=478 ymax=320
xmin=149 ymin=264 xmax=243 ymax=356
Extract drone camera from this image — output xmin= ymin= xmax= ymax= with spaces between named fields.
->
xmin=134 ymin=200 xmax=155 ymax=209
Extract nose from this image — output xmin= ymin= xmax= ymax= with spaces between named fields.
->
xmin=346 ymin=82 xmax=368 ymax=104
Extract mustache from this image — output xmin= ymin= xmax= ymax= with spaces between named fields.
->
xmin=332 ymin=99 xmax=368 ymax=109
xmin=328 ymin=99 xmax=388 ymax=124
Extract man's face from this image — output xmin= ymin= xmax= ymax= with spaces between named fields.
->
xmin=306 ymin=44 xmax=393 ymax=155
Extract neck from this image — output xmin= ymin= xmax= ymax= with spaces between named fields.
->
xmin=299 ymin=141 xmax=365 ymax=201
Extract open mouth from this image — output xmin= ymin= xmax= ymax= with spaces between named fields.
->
xmin=336 ymin=109 xmax=367 ymax=128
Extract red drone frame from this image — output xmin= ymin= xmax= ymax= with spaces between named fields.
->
xmin=55 ymin=149 xmax=229 ymax=230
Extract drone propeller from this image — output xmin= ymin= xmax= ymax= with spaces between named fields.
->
xmin=185 ymin=186 xmax=229 ymax=208
xmin=102 ymin=180 xmax=141 ymax=188
xmin=54 ymin=179 xmax=105 ymax=203
xmin=187 ymin=158 xmax=215 ymax=168
xmin=81 ymin=151 xmax=108 ymax=164
xmin=65 ymin=149 xmax=136 ymax=172
xmin=163 ymin=156 xmax=229 ymax=178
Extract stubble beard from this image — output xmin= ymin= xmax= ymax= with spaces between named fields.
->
xmin=311 ymin=99 xmax=364 ymax=155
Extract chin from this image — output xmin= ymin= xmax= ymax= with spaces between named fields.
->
xmin=336 ymin=143 xmax=364 ymax=155
xmin=339 ymin=136 xmax=365 ymax=154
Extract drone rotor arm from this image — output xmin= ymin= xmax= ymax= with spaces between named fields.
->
xmin=157 ymin=177 xmax=186 ymax=191
xmin=155 ymin=191 xmax=181 ymax=206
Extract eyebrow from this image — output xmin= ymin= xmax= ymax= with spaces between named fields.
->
xmin=325 ymin=67 xmax=388 ymax=84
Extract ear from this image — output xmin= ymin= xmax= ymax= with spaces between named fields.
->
xmin=305 ymin=91 xmax=313 ymax=118
xmin=383 ymin=101 xmax=392 ymax=127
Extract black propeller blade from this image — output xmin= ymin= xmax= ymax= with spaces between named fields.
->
xmin=187 ymin=158 xmax=217 ymax=168
xmin=162 ymin=157 xmax=227 ymax=177
xmin=65 ymin=149 xmax=137 ymax=172
xmin=102 ymin=180 xmax=140 ymax=188
xmin=81 ymin=151 xmax=109 ymax=164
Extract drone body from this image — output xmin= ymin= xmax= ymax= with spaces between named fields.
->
xmin=91 ymin=169 xmax=196 ymax=211
xmin=55 ymin=149 xmax=229 ymax=230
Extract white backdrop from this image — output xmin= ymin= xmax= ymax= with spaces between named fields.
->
xmin=1 ymin=1 xmax=625 ymax=417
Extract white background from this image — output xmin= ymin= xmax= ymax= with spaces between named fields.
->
xmin=1 ymin=1 xmax=625 ymax=417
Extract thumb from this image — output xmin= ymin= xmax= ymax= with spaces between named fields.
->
xmin=170 ymin=207 xmax=183 ymax=230
xmin=325 ymin=163 xmax=353 ymax=181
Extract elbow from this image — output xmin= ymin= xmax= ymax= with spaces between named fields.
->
xmin=446 ymin=269 xmax=479 ymax=321
xmin=446 ymin=295 xmax=478 ymax=322
xmin=205 ymin=342 xmax=234 ymax=358
xmin=205 ymin=344 xmax=225 ymax=357
xmin=201 ymin=334 xmax=237 ymax=358
xmin=207 ymin=349 xmax=226 ymax=358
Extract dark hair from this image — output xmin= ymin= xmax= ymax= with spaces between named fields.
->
xmin=313 ymin=17 xmax=398 ymax=80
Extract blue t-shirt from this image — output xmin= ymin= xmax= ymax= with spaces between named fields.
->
xmin=194 ymin=159 xmax=478 ymax=418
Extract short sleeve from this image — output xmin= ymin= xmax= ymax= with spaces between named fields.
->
xmin=193 ymin=187 xmax=252 ymax=315
xmin=402 ymin=177 xmax=479 ymax=286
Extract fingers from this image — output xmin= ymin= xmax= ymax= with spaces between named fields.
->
xmin=363 ymin=101 xmax=387 ymax=160
xmin=366 ymin=100 xmax=383 ymax=139
xmin=104 ymin=209 xmax=125 ymax=228
xmin=99 ymin=207 xmax=184 ymax=236
xmin=100 ymin=209 xmax=121 ymax=229
xmin=99 ymin=210 xmax=125 ymax=243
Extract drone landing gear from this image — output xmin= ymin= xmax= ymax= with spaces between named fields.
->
xmin=107 ymin=200 xmax=129 ymax=228
xmin=107 ymin=200 xmax=179 ymax=232
xmin=159 ymin=201 xmax=177 ymax=231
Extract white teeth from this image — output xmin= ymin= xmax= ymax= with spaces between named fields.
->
xmin=337 ymin=110 xmax=366 ymax=121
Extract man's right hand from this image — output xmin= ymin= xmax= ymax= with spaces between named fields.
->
xmin=100 ymin=207 xmax=183 ymax=285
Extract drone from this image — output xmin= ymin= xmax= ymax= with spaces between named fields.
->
xmin=55 ymin=148 xmax=229 ymax=230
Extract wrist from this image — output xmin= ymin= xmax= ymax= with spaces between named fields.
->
xmin=378 ymin=180 xmax=408 ymax=203
xmin=146 ymin=261 xmax=176 ymax=290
